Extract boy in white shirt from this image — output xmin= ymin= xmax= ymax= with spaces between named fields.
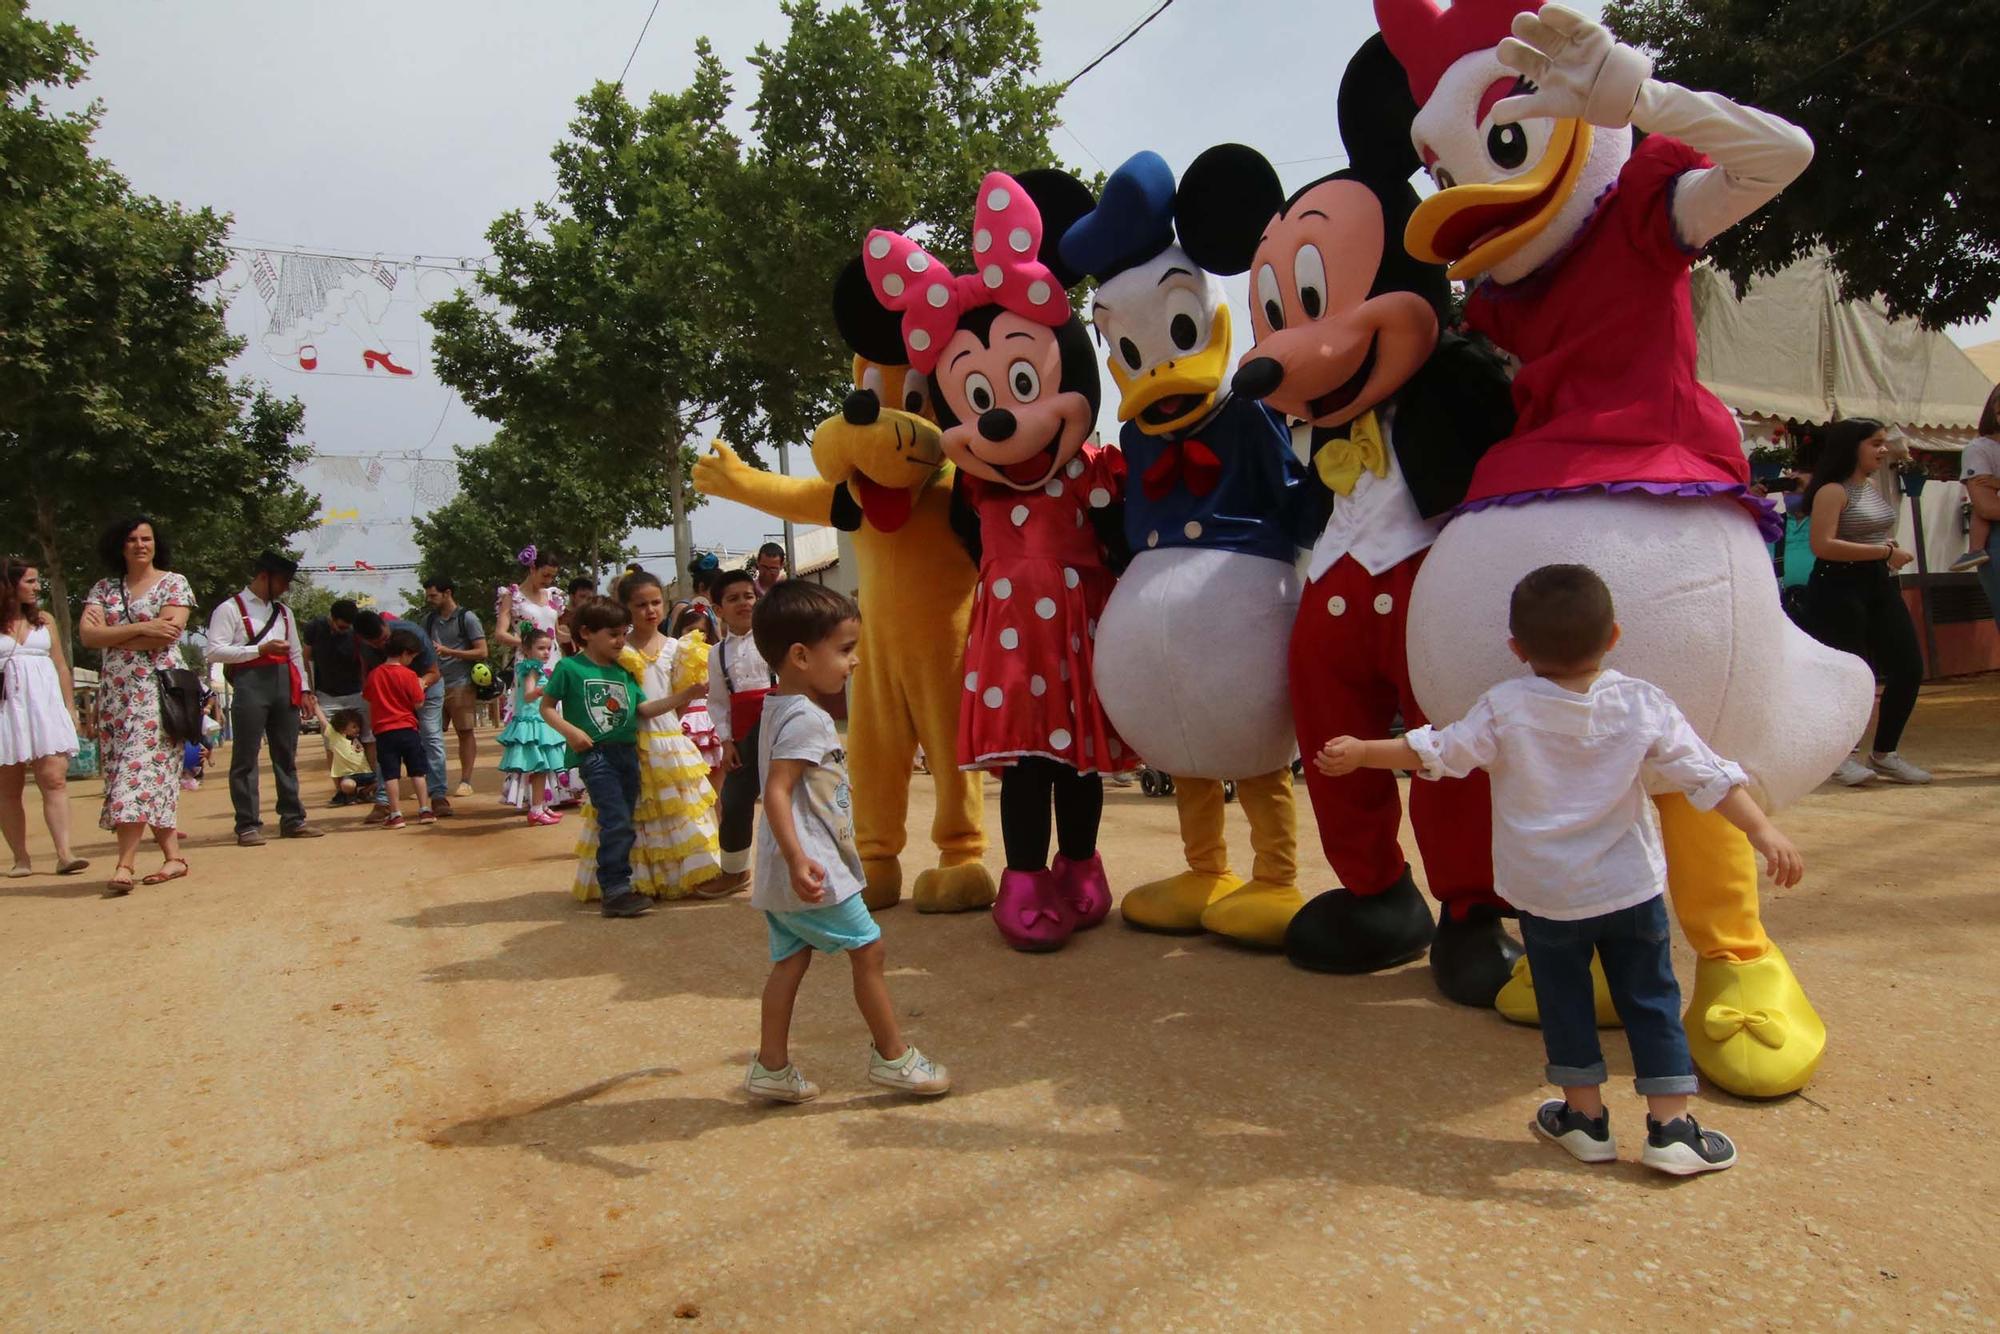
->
xmin=743 ymin=580 xmax=951 ymax=1105
xmin=1318 ymin=564 xmax=1803 ymax=1176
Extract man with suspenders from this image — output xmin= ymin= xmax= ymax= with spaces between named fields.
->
xmin=205 ymin=551 xmax=325 ymax=846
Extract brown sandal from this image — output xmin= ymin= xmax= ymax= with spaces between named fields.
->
xmin=141 ymin=858 xmax=190 ymax=885
xmin=105 ymin=865 xmax=137 ymax=897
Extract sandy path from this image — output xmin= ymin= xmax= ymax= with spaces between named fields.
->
xmin=2 ymin=681 xmax=1996 ymax=1329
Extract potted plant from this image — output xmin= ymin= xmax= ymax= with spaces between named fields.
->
xmin=1747 ymin=443 xmax=1793 ymax=483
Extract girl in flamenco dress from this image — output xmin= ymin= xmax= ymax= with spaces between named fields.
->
xmin=853 ymin=168 xmax=1135 ymax=952
xmin=497 ymin=627 xmax=568 ymax=822
xmin=571 ymin=572 xmax=721 ymax=902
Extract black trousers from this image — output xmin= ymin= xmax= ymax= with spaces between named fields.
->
xmin=229 ymin=664 xmax=305 ymax=834
xmin=1807 ymin=559 xmax=1922 ymax=753
xmin=717 ymin=716 xmax=762 ymax=856
xmin=999 ymin=756 xmax=1102 ymax=871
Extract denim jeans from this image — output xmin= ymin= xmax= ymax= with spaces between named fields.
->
xmin=1517 ymin=895 xmax=1698 ymax=1096
xmin=420 ymin=682 xmax=447 ymax=794
xmin=578 ymin=742 xmax=641 ymax=900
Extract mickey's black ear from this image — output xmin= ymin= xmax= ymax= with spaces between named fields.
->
xmin=831 ymin=256 xmax=909 ymax=367
xmin=1338 ymin=33 xmax=1421 ymax=182
xmin=1015 ymin=168 xmax=1098 ymax=289
xmin=1175 ymin=144 xmax=1285 ymax=276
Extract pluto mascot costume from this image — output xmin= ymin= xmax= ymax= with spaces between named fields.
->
xmin=694 ymin=279 xmax=995 ymax=915
xmin=1058 ymin=151 xmax=1316 ymax=950
xmin=1377 ymin=0 xmax=1872 ymax=1095
xmin=1172 ymin=37 xmax=1524 ymax=1003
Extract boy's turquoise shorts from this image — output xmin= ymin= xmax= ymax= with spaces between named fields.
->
xmin=765 ymin=893 xmax=882 ymax=962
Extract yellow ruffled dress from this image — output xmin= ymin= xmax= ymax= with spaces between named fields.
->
xmin=571 ymin=636 xmax=721 ymax=901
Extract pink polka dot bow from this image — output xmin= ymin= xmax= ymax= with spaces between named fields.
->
xmin=862 ymin=171 xmax=1069 ymax=374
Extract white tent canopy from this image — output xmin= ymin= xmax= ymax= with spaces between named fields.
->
xmin=1694 ymin=251 xmax=1993 ymax=435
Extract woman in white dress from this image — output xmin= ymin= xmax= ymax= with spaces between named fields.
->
xmin=1 ymin=558 xmax=88 ymax=877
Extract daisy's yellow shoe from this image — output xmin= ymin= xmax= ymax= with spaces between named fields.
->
xmin=1121 ymin=869 xmax=1242 ymax=933
xmin=1684 ymin=945 xmax=1824 ymax=1098
xmin=1199 ymin=880 xmax=1305 ymax=950
xmin=912 ymin=860 xmax=996 ymax=913
xmin=1493 ymin=953 xmax=1622 ymax=1028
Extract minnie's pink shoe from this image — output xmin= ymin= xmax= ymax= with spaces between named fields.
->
xmin=1051 ymin=852 xmax=1111 ymax=929
xmin=992 ymin=868 xmax=1075 ymax=953
xmin=528 ymin=809 xmax=562 ymax=826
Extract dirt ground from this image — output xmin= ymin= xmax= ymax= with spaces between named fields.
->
xmin=2 ymin=678 xmax=1996 ymax=1330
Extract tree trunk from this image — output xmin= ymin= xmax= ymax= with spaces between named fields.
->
xmin=666 ymin=420 xmax=693 ymax=601
xmin=31 ymin=487 xmax=76 ymax=668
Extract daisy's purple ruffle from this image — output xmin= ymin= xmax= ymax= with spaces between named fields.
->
xmin=1454 ymin=480 xmax=1784 ymax=542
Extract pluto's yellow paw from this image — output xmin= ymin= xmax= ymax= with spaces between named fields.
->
xmin=913 ymin=861 xmax=996 ymax=913
xmin=1198 ymin=880 xmax=1304 ymax=950
xmin=1493 ymin=953 xmax=1622 ymax=1028
xmin=1685 ymin=946 xmax=1825 ymax=1099
xmin=862 ymin=857 xmax=903 ymax=912
xmin=1120 ymin=869 xmax=1243 ymax=934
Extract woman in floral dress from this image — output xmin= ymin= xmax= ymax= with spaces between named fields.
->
xmin=79 ymin=517 xmax=196 ymax=895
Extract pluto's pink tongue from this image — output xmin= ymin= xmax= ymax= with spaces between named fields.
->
xmin=853 ymin=475 xmax=915 ymax=533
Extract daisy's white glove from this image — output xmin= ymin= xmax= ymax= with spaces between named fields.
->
xmin=1491 ymin=3 xmax=1653 ymax=128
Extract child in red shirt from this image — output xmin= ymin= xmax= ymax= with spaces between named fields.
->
xmin=363 ymin=630 xmax=434 ymax=829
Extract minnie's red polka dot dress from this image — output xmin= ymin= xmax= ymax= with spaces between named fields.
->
xmin=958 ymin=443 xmax=1135 ymax=776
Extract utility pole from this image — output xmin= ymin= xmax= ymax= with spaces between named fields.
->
xmin=777 ymin=438 xmax=797 ymax=571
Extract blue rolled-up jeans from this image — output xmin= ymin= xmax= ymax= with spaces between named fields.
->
xmin=1979 ymin=525 xmax=2000 ymax=636
xmin=578 ymin=742 xmax=641 ymax=900
xmin=421 ymin=681 xmax=447 ymax=794
xmin=1517 ymin=894 xmax=1698 ymax=1096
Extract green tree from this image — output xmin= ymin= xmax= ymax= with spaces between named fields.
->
xmin=0 ymin=4 xmax=314 ymax=652
xmin=423 ymin=1 xmax=1071 ymax=594
xmin=1606 ymin=0 xmax=1999 ymax=327
xmin=412 ymin=424 xmax=672 ymax=630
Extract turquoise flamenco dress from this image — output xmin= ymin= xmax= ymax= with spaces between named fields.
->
xmin=498 ymin=659 xmax=567 ymax=804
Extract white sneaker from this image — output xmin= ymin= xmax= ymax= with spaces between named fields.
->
xmin=454 ymin=781 xmax=475 ymax=798
xmin=745 ymin=1061 xmax=819 ymax=1104
xmin=1869 ymin=751 xmax=1932 ymax=785
xmin=1831 ymin=757 xmax=1876 ymax=787
xmin=868 ymin=1045 xmax=952 ymax=1096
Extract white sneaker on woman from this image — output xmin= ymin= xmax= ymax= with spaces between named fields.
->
xmin=745 ymin=1061 xmax=819 ymax=1104
xmin=1831 ymin=757 xmax=1876 ymax=787
xmin=1868 ymin=751 xmax=1932 ymax=785
xmin=868 ymin=1046 xmax=952 ymax=1096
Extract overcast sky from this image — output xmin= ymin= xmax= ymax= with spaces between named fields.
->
xmin=41 ymin=0 xmax=1998 ymax=595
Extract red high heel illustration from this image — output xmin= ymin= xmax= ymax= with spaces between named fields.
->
xmin=297 ymin=344 xmax=318 ymax=370
xmin=362 ymin=349 xmax=413 ymax=375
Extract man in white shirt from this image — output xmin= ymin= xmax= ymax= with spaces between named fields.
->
xmin=205 ymin=551 xmax=323 ymax=846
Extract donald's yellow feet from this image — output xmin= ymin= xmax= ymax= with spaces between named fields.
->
xmin=862 ymin=857 xmax=904 ymax=912
xmin=1120 ymin=869 xmax=1243 ymax=934
xmin=1199 ymin=880 xmax=1305 ymax=950
xmin=1493 ymin=953 xmax=1622 ymax=1028
xmin=1685 ymin=946 xmax=1825 ymax=1098
xmin=913 ymin=861 xmax=997 ymax=913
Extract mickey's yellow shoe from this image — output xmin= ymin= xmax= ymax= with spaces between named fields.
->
xmin=1493 ymin=953 xmax=1622 ymax=1028
xmin=862 ymin=857 xmax=904 ymax=912
xmin=1684 ymin=946 xmax=1824 ymax=1098
xmin=913 ymin=860 xmax=996 ymax=913
xmin=1121 ymin=869 xmax=1242 ymax=933
xmin=1199 ymin=880 xmax=1305 ymax=950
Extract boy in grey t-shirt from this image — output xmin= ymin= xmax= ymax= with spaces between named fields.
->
xmin=743 ymin=581 xmax=951 ymax=1105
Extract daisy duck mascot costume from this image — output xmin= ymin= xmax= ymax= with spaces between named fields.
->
xmin=855 ymin=168 xmax=1135 ymax=954
xmin=1378 ymin=0 xmax=1873 ymax=1096
xmin=1058 ymin=150 xmax=1316 ymax=950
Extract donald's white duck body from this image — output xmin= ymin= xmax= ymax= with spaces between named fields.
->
xmin=1377 ymin=0 xmax=1873 ymax=1096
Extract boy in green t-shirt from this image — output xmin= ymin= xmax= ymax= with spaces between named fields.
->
xmin=541 ymin=599 xmax=657 ymax=918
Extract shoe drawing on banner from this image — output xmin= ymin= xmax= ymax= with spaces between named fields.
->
xmin=362 ymin=348 xmax=414 ymax=376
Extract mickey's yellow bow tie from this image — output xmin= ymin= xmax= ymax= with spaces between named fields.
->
xmin=1313 ymin=410 xmax=1389 ymax=497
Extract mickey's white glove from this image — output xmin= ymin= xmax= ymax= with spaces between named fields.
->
xmin=1492 ymin=3 xmax=1653 ymax=128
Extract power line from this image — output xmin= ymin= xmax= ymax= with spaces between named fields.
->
xmin=223 ymin=242 xmax=487 ymax=274
xmin=1060 ymin=0 xmax=1179 ymax=90
xmin=615 ymin=0 xmax=666 ymax=92
xmin=1761 ymin=0 xmax=1951 ymax=107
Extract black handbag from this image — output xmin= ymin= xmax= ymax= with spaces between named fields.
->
xmin=117 ymin=578 xmax=206 ymax=745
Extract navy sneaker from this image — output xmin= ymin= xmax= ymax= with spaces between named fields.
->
xmin=1531 ymin=1099 xmax=1617 ymax=1163
xmin=1642 ymin=1115 xmax=1737 ymax=1176
xmin=601 ymin=892 xmax=653 ymax=919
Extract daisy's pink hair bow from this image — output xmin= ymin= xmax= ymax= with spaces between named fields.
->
xmin=861 ymin=171 xmax=1069 ymax=373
